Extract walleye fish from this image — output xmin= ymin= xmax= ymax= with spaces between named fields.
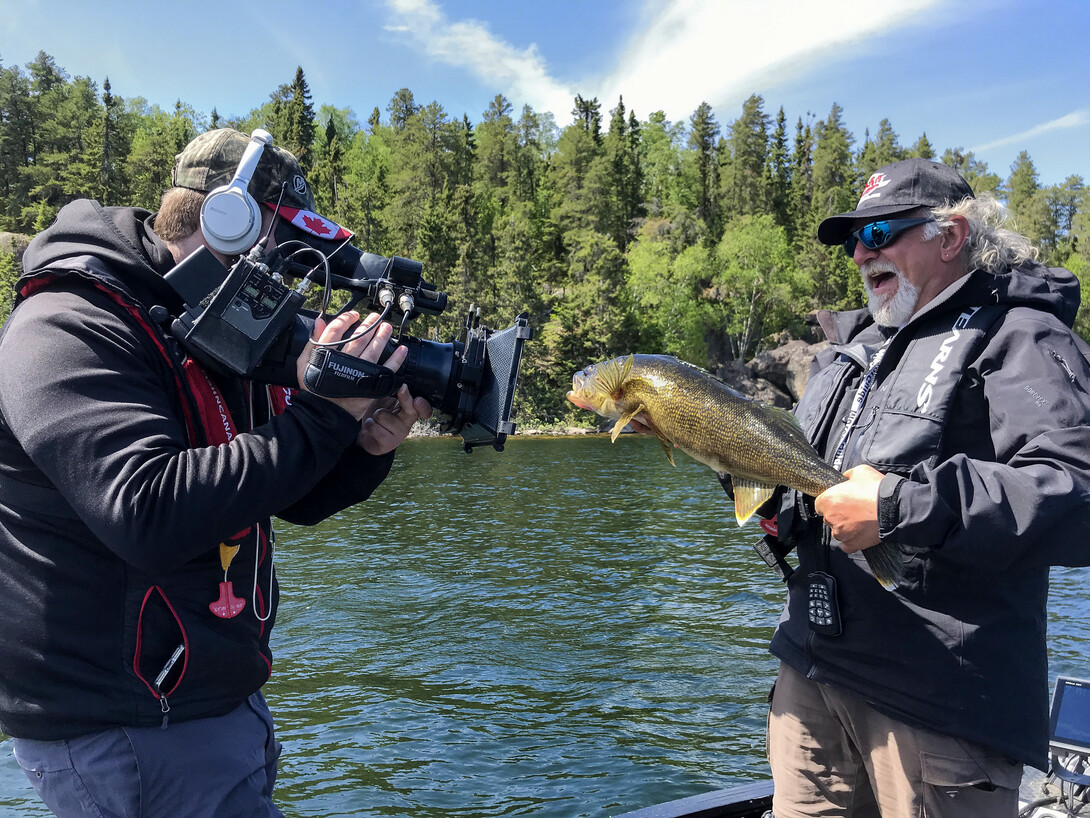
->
xmin=567 ymin=354 xmax=904 ymax=589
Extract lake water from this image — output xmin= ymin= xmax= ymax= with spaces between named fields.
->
xmin=2 ymin=435 xmax=1088 ymax=816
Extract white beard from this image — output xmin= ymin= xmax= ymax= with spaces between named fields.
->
xmin=862 ymin=260 xmax=920 ymax=327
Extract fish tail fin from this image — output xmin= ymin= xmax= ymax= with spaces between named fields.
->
xmin=862 ymin=541 xmax=906 ymax=590
xmin=731 ymin=479 xmax=778 ymax=525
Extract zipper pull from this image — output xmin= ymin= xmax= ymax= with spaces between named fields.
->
xmin=159 ymin=695 xmax=170 ymax=730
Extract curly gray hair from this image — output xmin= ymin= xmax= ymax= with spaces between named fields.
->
xmin=923 ymin=193 xmax=1039 ymax=273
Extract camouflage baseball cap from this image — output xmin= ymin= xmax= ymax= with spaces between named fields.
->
xmin=172 ymin=128 xmax=315 ymax=211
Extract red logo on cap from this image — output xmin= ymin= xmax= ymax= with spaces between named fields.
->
xmin=302 ymin=214 xmax=331 ymax=235
xmin=859 ymin=172 xmax=891 ymax=204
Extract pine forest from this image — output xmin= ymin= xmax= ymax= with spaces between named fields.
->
xmin=1 ymin=54 xmax=1088 ymax=426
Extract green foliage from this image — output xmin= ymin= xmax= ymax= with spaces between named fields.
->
xmin=711 ymin=214 xmax=810 ymax=360
xmin=3 ymin=51 xmax=1089 ymax=425
xmin=0 ymin=252 xmax=18 ymax=325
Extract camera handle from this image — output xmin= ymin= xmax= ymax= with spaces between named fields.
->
xmin=303 ymin=347 xmax=403 ymax=399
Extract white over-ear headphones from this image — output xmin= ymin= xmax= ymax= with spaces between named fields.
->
xmin=199 ymin=129 xmax=273 ymax=256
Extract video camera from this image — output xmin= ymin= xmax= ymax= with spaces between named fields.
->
xmin=164 ymin=233 xmax=531 ymax=452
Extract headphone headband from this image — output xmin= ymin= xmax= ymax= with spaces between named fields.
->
xmin=199 ymin=129 xmax=273 ymax=255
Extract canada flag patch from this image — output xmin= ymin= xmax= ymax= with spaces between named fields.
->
xmin=858 ymin=172 xmax=891 ymax=204
xmin=265 ymin=203 xmax=353 ymax=241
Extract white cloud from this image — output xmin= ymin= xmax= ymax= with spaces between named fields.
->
xmin=384 ymin=0 xmax=943 ymax=125
xmin=601 ymin=0 xmax=942 ymax=123
xmin=970 ymin=110 xmax=1090 ymax=153
xmin=384 ymin=0 xmax=577 ymax=118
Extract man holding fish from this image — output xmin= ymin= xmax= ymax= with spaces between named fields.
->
xmin=570 ymin=158 xmax=1090 ymax=816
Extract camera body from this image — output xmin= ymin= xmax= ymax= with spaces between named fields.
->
xmin=165 ymin=241 xmax=531 ymax=452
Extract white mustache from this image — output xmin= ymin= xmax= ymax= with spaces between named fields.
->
xmin=860 ymin=259 xmax=902 ymax=287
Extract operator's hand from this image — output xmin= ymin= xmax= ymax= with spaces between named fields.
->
xmin=357 ymin=383 xmax=432 ymax=456
xmin=297 ymin=310 xmax=408 ymax=422
xmin=814 ymin=464 xmax=884 ymax=553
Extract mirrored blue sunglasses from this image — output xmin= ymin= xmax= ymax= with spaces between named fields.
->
xmin=843 ymin=217 xmax=933 ymax=257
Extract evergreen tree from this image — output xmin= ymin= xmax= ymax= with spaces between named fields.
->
xmin=940 ymin=148 xmax=1001 ymax=195
xmin=1036 ymin=175 xmax=1084 ymax=266
xmin=3 ymin=49 xmax=1090 ymax=417
xmin=126 ymin=103 xmax=197 ymax=211
xmin=311 ymin=108 xmax=357 ymax=221
xmin=1005 ymin=150 xmax=1040 ymax=217
xmin=98 ymin=76 xmax=132 ymax=205
xmin=512 ymin=104 xmax=547 ymax=204
xmin=786 ymin=116 xmax=814 ymax=245
xmin=857 ymin=118 xmax=904 ymax=178
xmin=27 ymin=51 xmax=66 ymax=95
xmin=908 ymin=132 xmax=934 ymax=159
xmin=721 ymin=94 xmax=769 ymax=220
xmin=537 ymin=228 xmax=636 ymax=400
xmin=268 ymin=67 xmax=316 ymax=172
xmin=549 ymin=100 xmax=605 ymax=236
xmin=23 ymin=74 xmax=102 ymax=224
xmin=571 ymin=95 xmax=602 ymax=144
xmin=1005 ymin=151 xmax=1053 ymax=249
xmin=341 ymin=125 xmax=391 ymax=255
xmin=601 ymin=96 xmax=644 ymax=251
xmin=803 ymin=103 xmax=858 ymax=309
xmin=476 ymin=94 xmax=517 ymax=209
xmin=767 ymin=107 xmax=790 ymax=228
xmin=0 ymin=63 xmax=34 ymax=229
xmin=640 ymin=110 xmax=686 ymax=220
xmin=687 ymin=101 xmax=720 ymax=242
xmin=387 ymin=88 xmax=418 ymax=132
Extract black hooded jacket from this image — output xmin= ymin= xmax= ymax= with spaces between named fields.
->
xmin=770 ymin=261 xmax=1090 ymax=770
xmin=0 ymin=201 xmax=395 ymax=739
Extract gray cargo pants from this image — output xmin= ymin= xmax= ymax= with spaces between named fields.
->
xmin=10 ymin=691 xmax=283 ymax=818
xmin=768 ymin=662 xmax=1023 ymax=817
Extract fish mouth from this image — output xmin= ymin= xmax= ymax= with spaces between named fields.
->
xmin=566 ymin=388 xmax=603 ymax=413
xmin=566 ymin=390 xmax=593 ymax=411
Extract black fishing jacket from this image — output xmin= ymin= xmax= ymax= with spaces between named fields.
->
xmin=770 ymin=262 xmax=1090 ymax=770
xmin=0 ymin=200 xmax=395 ymax=740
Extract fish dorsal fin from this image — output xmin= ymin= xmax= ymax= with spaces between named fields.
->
xmin=596 ymin=354 xmax=634 ymax=398
xmin=612 ymin=403 xmax=646 ymax=442
xmin=763 ymin=404 xmax=812 ymax=445
xmin=731 ymin=478 xmax=778 ymax=525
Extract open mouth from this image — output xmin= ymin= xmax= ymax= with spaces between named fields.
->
xmin=868 ymin=270 xmax=896 ymax=288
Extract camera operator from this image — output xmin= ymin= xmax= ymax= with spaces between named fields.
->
xmin=0 ymin=128 xmax=431 ymax=817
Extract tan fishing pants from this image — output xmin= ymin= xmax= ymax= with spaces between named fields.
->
xmin=767 ymin=662 xmax=1023 ymax=818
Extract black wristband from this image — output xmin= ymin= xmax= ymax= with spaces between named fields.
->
xmin=877 ymin=474 xmax=905 ymax=538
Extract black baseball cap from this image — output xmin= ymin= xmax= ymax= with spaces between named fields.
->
xmin=817 ymin=158 xmax=975 ymax=245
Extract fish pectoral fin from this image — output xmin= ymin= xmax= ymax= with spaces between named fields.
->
xmin=611 ymin=404 xmax=647 ymax=442
xmin=731 ymin=479 xmax=778 ymax=525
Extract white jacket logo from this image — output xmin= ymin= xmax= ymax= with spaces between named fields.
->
xmin=916 ymin=307 xmax=980 ymax=412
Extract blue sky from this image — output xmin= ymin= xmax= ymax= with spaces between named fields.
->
xmin=3 ymin=0 xmax=1087 ymax=188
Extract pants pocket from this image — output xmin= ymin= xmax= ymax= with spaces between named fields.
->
xmin=13 ymin=732 xmax=140 ymax=817
xmin=919 ymin=749 xmax=1022 ymax=815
